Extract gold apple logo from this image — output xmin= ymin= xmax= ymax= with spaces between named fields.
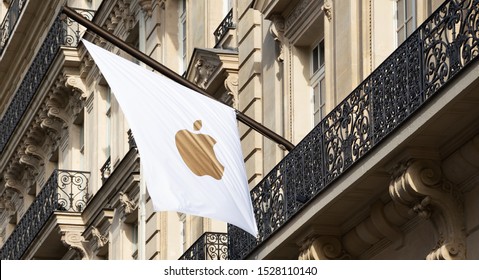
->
xmin=175 ymin=120 xmax=225 ymax=180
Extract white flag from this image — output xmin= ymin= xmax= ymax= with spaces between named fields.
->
xmin=83 ymin=40 xmax=258 ymax=236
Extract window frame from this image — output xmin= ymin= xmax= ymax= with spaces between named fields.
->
xmin=310 ymin=39 xmax=326 ymax=125
xmin=395 ymin=0 xmax=416 ymax=45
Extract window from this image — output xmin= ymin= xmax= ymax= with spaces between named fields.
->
xmin=179 ymin=213 xmax=186 ymax=252
xmin=131 ymin=223 xmax=138 ymax=259
xmin=223 ymin=0 xmax=232 ymax=16
xmin=396 ymin=0 xmax=416 ymax=45
xmin=310 ymin=40 xmax=326 ymax=125
xmin=180 ymin=0 xmax=187 ymax=73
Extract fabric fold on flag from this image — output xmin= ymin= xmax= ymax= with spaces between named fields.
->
xmin=83 ymin=39 xmax=258 ymax=237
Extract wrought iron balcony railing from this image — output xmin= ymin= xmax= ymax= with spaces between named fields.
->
xmin=0 ymin=0 xmax=27 ymax=56
xmin=0 ymin=169 xmax=90 ymax=260
xmin=128 ymin=129 xmax=137 ymax=149
xmin=100 ymin=156 xmax=111 ymax=183
xmin=179 ymin=232 xmax=228 ymax=260
xmin=0 ymin=9 xmax=94 ymax=153
xmin=214 ymin=9 xmax=234 ymax=46
xmin=228 ymin=0 xmax=479 ymax=260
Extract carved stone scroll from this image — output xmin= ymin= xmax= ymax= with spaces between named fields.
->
xmin=389 ymin=159 xmax=466 ymax=260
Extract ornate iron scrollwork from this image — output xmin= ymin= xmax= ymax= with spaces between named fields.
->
xmin=0 ymin=0 xmax=27 ymax=55
xmin=0 ymin=9 xmax=95 ymax=153
xmin=214 ymin=9 xmax=234 ymax=46
xmin=228 ymin=0 xmax=479 ymax=260
xmin=0 ymin=170 xmax=90 ymax=260
xmin=179 ymin=232 xmax=228 ymax=260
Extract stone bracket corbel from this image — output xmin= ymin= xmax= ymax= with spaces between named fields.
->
xmin=322 ymin=0 xmax=332 ymax=21
xmin=119 ymin=191 xmax=137 ymax=215
xmin=298 ymin=235 xmax=350 ymax=260
xmin=269 ymin=15 xmax=285 ymax=62
xmin=389 ymin=159 xmax=466 ymax=260
xmin=61 ymin=231 xmax=89 ymax=260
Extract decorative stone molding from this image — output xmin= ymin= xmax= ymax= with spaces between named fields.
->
xmin=193 ymin=59 xmax=219 ymax=89
xmin=0 ymin=72 xmax=86 ymax=219
xmin=24 ymin=126 xmax=47 ymax=162
xmin=91 ymin=227 xmax=109 ymax=248
xmin=19 ymin=154 xmax=41 ymax=176
xmin=119 ymin=191 xmax=137 ymax=214
xmin=322 ymin=0 xmax=332 ymax=21
xmin=157 ymin=0 xmax=166 ymax=9
xmin=0 ymin=228 xmax=5 ymax=244
xmin=65 ymin=76 xmax=86 ymax=98
xmin=139 ymin=0 xmax=153 ymax=17
xmin=269 ymin=15 xmax=285 ymax=62
xmin=61 ymin=231 xmax=88 ymax=260
xmin=285 ymin=0 xmax=311 ymax=30
xmin=103 ymin=0 xmax=134 ymax=33
xmin=4 ymin=169 xmax=24 ymax=194
xmin=44 ymin=74 xmax=87 ymax=130
xmin=1 ymin=189 xmax=19 ymax=224
xmin=341 ymin=200 xmax=412 ymax=258
xmin=80 ymin=54 xmax=94 ymax=79
xmin=389 ymin=159 xmax=466 ymax=260
xmin=299 ymin=235 xmax=350 ymax=260
xmin=223 ymin=74 xmax=239 ymax=108
xmin=40 ymin=111 xmax=63 ymax=143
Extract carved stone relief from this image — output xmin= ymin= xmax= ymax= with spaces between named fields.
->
xmin=119 ymin=191 xmax=137 ymax=215
xmin=223 ymin=74 xmax=239 ymax=108
xmin=269 ymin=15 xmax=285 ymax=62
xmin=193 ymin=58 xmax=220 ymax=89
xmin=139 ymin=0 xmax=153 ymax=17
xmin=0 ymin=72 xmax=87 ymax=228
xmin=322 ymin=0 xmax=332 ymax=21
xmin=91 ymin=226 xmax=109 ymax=248
xmin=299 ymin=235 xmax=350 ymax=260
xmin=104 ymin=0 xmax=134 ymax=33
xmin=389 ymin=159 xmax=466 ymax=260
xmin=61 ymin=230 xmax=88 ymax=260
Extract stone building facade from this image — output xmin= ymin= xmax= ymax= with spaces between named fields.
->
xmin=0 ymin=0 xmax=478 ymax=260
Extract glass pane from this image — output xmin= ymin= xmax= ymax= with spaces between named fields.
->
xmin=312 ymin=46 xmax=319 ymax=73
xmin=320 ymin=79 xmax=326 ymax=118
xmin=397 ymin=0 xmax=405 ymax=26
xmin=398 ymin=27 xmax=405 ymax=44
xmin=406 ymin=0 xmax=414 ymax=18
xmin=313 ymin=84 xmax=320 ymax=124
xmin=314 ymin=111 xmax=320 ymax=125
xmin=313 ymin=84 xmax=320 ymax=110
xmin=319 ymin=40 xmax=325 ymax=67
xmin=406 ymin=19 xmax=414 ymax=36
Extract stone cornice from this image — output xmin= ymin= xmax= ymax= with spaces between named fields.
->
xmin=0 ymin=47 xmax=82 ymax=174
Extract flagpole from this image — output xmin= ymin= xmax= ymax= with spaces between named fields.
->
xmin=61 ymin=6 xmax=295 ymax=152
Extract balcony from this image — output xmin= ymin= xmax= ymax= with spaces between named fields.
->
xmin=0 ymin=0 xmax=26 ymax=56
xmin=223 ymin=0 xmax=479 ymax=260
xmin=0 ymin=8 xmax=94 ymax=153
xmin=100 ymin=157 xmax=111 ymax=183
xmin=0 ymin=170 xmax=90 ymax=260
xmin=179 ymin=232 xmax=228 ymax=260
xmin=214 ymin=9 xmax=235 ymax=48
